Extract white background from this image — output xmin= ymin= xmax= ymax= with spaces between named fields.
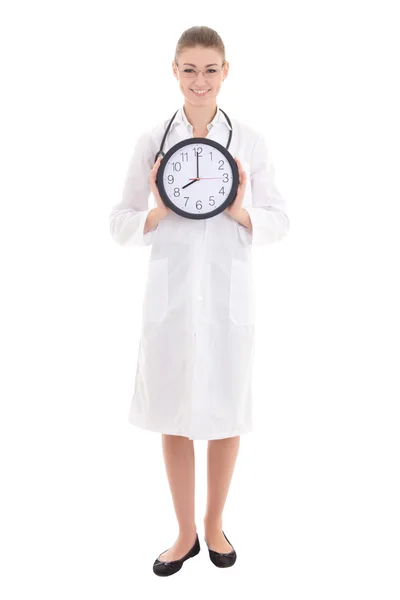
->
xmin=1 ymin=0 xmax=399 ymax=597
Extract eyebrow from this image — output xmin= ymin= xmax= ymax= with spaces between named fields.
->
xmin=183 ymin=63 xmax=219 ymax=67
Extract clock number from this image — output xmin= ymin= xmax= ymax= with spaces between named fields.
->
xmin=209 ymin=196 xmax=215 ymax=206
xmin=184 ymin=197 xmax=189 ymax=206
xmin=218 ymin=159 xmax=224 ymax=170
xmin=193 ymin=147 xmax=203 ymax=157
xmin=172 ymin=162 xmax=181 ymax=172
xmin=209 ymin=151 xmax=213 ymax=161
xmin=222 ymin=172 xmax=229 ymax=183
xmin=196 ymin=200 xmax=202 ymax=210
xmin=180 ymin=152 xmax=188 ymax=161
xmin=167 ymin=175 xmax=174 ymax=184
xmin=219 ymin=186 xmax=225 ymax=195
xmin=174 ymin=187 xmax=180 ymax=197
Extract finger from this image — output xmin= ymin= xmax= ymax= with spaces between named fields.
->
xmin=152 ymin=156 xmax=162 ymax=172
xmin=150 ymin=158 xmax=161 ymax=180
xmin=235 ymin=157 xmax=245 ymax=178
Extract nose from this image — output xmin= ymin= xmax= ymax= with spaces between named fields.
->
xmin=194 ymin=72 xmax=207 ymax=86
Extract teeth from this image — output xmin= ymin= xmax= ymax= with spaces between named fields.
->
xmin=192 ymin=89 xmax=209 ymax=95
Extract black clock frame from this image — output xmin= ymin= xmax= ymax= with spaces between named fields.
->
xmin=156 ymin=137 xmax=239 ymax=220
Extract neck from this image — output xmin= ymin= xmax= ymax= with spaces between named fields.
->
xmin=183 ymin=102 xmax=218 ymax=133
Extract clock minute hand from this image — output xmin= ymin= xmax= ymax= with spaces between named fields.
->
xmin=182 ymin=152 xmax=203 ymax=189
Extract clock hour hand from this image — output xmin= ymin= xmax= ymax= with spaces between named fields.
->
xmin=182 ymin=179 xmax=198 ymax=190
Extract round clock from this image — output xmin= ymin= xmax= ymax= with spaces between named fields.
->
xmin=156 ymin=137 xmax=239 ymax=220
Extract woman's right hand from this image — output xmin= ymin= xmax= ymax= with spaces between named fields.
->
xmin=150 ymin=156 xmax=171 ymax=217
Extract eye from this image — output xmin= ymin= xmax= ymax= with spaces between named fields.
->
xmin=207 ymin=69 xmax=217 ymax=73
xmin=184 ymin=68 xmax=195 ymax=73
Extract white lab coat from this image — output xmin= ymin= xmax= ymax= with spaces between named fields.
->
xmin=109 ymin=104 xmax=289 ymax=440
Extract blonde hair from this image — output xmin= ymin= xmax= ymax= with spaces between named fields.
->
xmin=174 ymin=26 xmax=226 ymax=65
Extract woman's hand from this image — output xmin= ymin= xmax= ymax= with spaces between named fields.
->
xmin=224 ymin=157 xmax=247 ymax=219
xmin=149 ymin=156 xmax=171 ymax=217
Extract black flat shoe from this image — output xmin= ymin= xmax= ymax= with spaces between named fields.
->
xmin=205 ymin=530 xmax=237 ymax=568
xmin=153 ymin=533 xmax=201 ymax=576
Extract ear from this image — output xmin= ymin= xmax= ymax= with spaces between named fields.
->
xmin=223 ymin=61 xmax=230 ymax=80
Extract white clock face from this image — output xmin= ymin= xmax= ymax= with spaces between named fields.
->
xmin=159 ymin=140 xmax=236 ymax=218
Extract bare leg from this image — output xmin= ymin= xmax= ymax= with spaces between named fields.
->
xmin=203 ymin=435 xmax=240 ymax=552
xmin=157 ymin=433 xmax=197 ymax=561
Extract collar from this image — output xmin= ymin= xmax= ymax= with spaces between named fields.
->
xmin=171 ymin=104 xmax=232 ymax=133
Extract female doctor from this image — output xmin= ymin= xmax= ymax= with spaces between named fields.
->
xmin=109 ymin=26 xmax=289 ymax=576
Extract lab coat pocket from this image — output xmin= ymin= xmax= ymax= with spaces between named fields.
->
xmin=229 ymin=258 xmax=254 ymax=326
xmin=143 ymin=257 xmax=168 ymax=323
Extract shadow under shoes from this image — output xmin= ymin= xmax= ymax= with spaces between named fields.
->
xmin=153 ymin=533 xmax=201 ymax=576
xmin=205 ymin=530 xmax=237 ymax=568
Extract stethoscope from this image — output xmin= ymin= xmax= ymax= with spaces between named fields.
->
xmin=154 ymin=108 xmax=233 ymax=164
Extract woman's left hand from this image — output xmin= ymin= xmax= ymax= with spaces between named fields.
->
xmin=224 ymin=157 xmax=247 ymax=219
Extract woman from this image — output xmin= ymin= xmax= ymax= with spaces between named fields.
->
xmin=109 ymin=26 xmax=289 ymax=576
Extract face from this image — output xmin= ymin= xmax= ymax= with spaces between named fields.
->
xmin=172 ymin=46 xmax=229 ymax=106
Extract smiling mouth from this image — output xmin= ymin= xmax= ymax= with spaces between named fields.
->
xmin=191 ymin=89 xmax=211 ymax=95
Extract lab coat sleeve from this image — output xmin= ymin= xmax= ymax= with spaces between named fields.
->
xmin=109 ymin=130 xmax=158 ymax=246
xmin=238 ymin=132 xmax=289 ymax=246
